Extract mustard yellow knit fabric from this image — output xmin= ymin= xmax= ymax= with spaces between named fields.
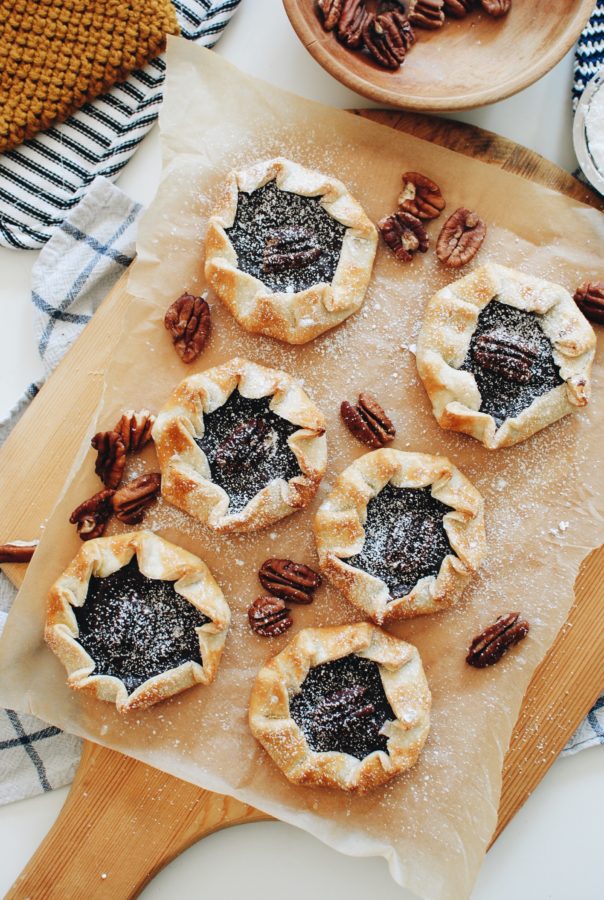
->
xmin=0 ymin=0 xmax=180 ymax=153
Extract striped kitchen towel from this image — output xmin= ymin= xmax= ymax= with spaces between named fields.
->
xmin=0 ymin=0 xmax=242 ymax=250
xmin=572 ymin=0 xmax=604 ymax=110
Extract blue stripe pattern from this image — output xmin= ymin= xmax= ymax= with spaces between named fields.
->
xmin=36 ymin=204 xmax=140 ymax=355
xmin=573 ymin=1 xmax=604 ymax=109
xmin=4 ymin=711 xmax=55 ymax=792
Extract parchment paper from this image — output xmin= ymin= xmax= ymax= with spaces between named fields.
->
xmin=1 ymin=39 xmax=604 ymax=900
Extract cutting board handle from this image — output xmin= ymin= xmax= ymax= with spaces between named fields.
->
xmin=7 ymin=740 xmax=270 ymax=899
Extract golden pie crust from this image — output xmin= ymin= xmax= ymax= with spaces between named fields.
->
xmin=204 ymin=157 xmax=378 ymax=344
xmin=152 ymin=357 xmax=327 ymax=533
xmin=314 ymin=449 xmax=485 ymax=624
xmin=45 ymin=530 xmax=231 ymax=713
xmin=416 ymin=263 xmax=596 ymax=449
xmin=249 ymin=623 xmax=431 ymax=793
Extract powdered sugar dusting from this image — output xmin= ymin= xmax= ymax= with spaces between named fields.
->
xmin=197 ymin=391 xmax=300 ymax=514
xmin=227 ymin=179 xmax=345 ymax=293
xmin=346 ymin=484 xmax=452 ymax=598
xmin=75 ymin=558 xmax=209 ymax=694
xmin=461 ymin=300 xmax=563 ymax=427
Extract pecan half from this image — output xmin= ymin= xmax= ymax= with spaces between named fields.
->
xmin=472 ymin=332 xmax=538 ymax=384
xmin=398 ymin=172 xmax=445 ymax=221
xmin=480 ymin=0 xmax=511 ymax=16
xmin=112 ymin=473 xmax=161 ymax=524
xmin=466 ymin=612 xmax=529 ymax=668
xmin=114 ymin=409 xmax=156 ymax=454
xmin=337 ymin=0 xmax=369 ymax=48
xmin=341 ymin=392 xmax=396 ymax=448
xmin=317 ymin=0 xmax=344 ymax=30
xmin=164 ymin=293 xmax=211 ymax=365
xmin=385 ymin=512 xmax=438 ymax=575
xmin=259 ymin=558 xmax=322 ymax=604
xmin=444 ymin=0 xmax=474 ymax=16
xmin=378 ymin=211 xmax=429 ymax=262
xmin=363 ymin=10 xmax=415 ymax=70
xmin=91 ymin=431 xmax=127 ymax=489
xmin=248 ymin=596 xmax=293 ymax=637
xmin=215 ymin=418 xmax=276 ymax=476
xmin=0 ymin=540 xmax=39 ymax=563
xmin=436 ymin=207 xmax=486 ymax=268
xmin=408 ymin=0 xmax=445 ymax=29
xmin=262 ymin=227 xmax=322 ymax=274
xmin=70 ymin=489 xmax=115 ymax=541
xmin=573 ymin=281 xmax=604 ymax=325
xmin=309 ymin=685 xmax=377 ymax=747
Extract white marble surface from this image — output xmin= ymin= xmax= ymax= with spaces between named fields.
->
xmin=0 ymin=2 xmax=602 ymax=898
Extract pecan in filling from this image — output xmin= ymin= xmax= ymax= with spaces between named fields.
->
xmin=262 ymin=226 xmax=322 ymax=274
xmin=290 ymin=654 xmax=395 ymax=759
xmin=346 ymin=484 xmax=453 ymax=599
xmin=196 ymin=390 xmax=301 ymax=513
xmin=75 ymin=558 xmax=209 ymax=694
xmin=226 ymin=180 xmax=346 ymax=293
xmin=461 ymin=300 xmax=562 ymax=427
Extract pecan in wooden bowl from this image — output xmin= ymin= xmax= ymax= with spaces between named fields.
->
xmin=283 ymin=0 xmax=594 ymax=112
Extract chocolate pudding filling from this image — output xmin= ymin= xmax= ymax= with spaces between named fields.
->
xmin=197 ymin=390 xmax=302 ymax=514
xmin=226 ymin=179 xmax=346 ymax=293
xmin=461 ymin=299 xmax=563 ymax=428
xmin=346 ymin=484 xmax=453 ymax=599
xmin=290 ymin=654 xmax=395 ymax=759
xmin=75 ymin=558 xmax=209 ymax=694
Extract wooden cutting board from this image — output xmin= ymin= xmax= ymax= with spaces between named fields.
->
xmin=3 ymin=111 xmax=604 ymax=900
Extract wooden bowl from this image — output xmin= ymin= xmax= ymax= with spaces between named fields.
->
xmin=283 ymin=0 xmax=595 ymax=111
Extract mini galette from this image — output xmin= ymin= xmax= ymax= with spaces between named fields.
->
xmin=416 ymin=263 xmax=596 ymax=449
xmin=314 ymin=449 xmax=485 ymax=624
xmin=204 ymin=157 xmax=377 ymax=344
xmin=249 ymin=623 xmax=431 ymax=793
xmin=45 ymin=531 xmax=230 ymax=713
xmin=152 ymin=357 xmax=327 ymax=533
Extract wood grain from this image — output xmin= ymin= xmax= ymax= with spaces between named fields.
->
xmin=6 ymin=743 xmax=270 ymax=900
xmin=283 ymin=0 xmax=595 ymax=112
xmin=3 ymin=112 xmax=603 ymax=899
xmin=494 ymin=546 xmax=604 ymax=842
